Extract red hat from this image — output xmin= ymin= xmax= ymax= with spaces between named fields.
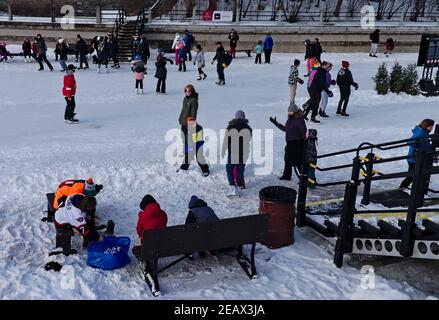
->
xmin=342 ymin=60 xmax=350 ymax=68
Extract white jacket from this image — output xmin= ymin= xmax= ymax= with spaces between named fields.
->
xmin=172 ymin=34 xmax=181 ymax=50
xmin=55 ymin=194 xmax=87 ymax=233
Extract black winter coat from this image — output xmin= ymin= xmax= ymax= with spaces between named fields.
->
xmin=309 ymin=67 xmax=330 ymax=95
xmin=336 ymin=68 xmax=357 ymax=88
xmin=274 ymin=115 xmax=307 ymax=142
xmin=76 ymin=38 xmax=89 ymax=55
xmin=185 ymin=195 xmax=219 ymax=224
xmin=154 ymin=56 xmax=172 ymax=80
xmin=137 ymin=39 xmax=150 ymax=59
xmin=370 ymin=31 xmax=380 ymax=44
xmin=305 ymin=43 xmax=315 ymax=59
xmin=213 ymin=46 xmax=226 ymax=64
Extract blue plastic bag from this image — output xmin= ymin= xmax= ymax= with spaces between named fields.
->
xmin=87 ymin=236 xmax=131 ymax=270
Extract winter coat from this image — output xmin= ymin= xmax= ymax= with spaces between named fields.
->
xmin=172 ymin=34 xmax=181 ymax=49
xmin=62 ymin=74 xmax=77 ymax=98
xmin=386 ymin=39 xmax=395 ymax=51
xmin=179 ymin=46 xmax=188 ymax=61
xmin=305 ymin=43 xmax=316 ymax=60
xmin=56 ymin=42 xmax=69 ymax=61
xmin=137 ymin=39 xmax=150 ymax=59
xmin=179 ymin=92 xmax=199 ymax=125
xmin=181 ymin=123 xmax=204 ymax=153
xmin=213 ymin=46 xmax=226 ymax=64
xmin=255 ymin=44 xmax=264 ymax=55
xmin=307 ymin=129 xmax=318 ymax=164
xmin=337 ymin=68 xmax=358 ymax=89
xmin=288 ymin=65 xmax=300 ymax=85
xmin=229 ymin=31 xmax=239 ymax=48
xmin=36 ymin=38 xmax=47 ymax=55
xmin=325 ymin=71 xmax=334 ymax=88
xmin=97 ymin=41 xmax=111 ymax=61
xmin=314 ymin=42 xmax=323 ymax=59
xmin=76 ymin=38 xmax=89 ymax=55
xmin=183 ymin=32 xmax=191 ymax=48
xmin=22 ymin=41 xmax=32 ymax=54
xmin=222 ymin=118 xmax=253 ymax=164
xmin=32 ymin=42 xmax=38 ymax=55
xmin=155 ymin=55 xmax=172 ymax=80
xmin=194 ymin=50 xmax=205 ymax=68
xmin=370 ymin=30 xmax=380 ymax=44
xmin=308 ymin=67 xmax=331 ymax=95
xmin=53 ymin=179 xmax=86 ymax=210
xmin=186 ymin=195 xmax=219 ymax=224
xmin=407 ymin=126 xmax=432 ymax=164
xmin=132 ymin=60 xmax=146 ymax=80
xmin=54 ymin=194 xmax=88 ymax=236
xmin=274 ymin=115 xmax=307 ymax=142
xmin=264 ymin=36 xmax=274 ymax=50
xmin=136 ymin=202 xmax=168 ymax=241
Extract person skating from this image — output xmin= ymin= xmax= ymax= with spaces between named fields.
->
xmin=369 ymin=29 xmax=380 ymax=57
xmin=179 ymin=117 xmax=210 ymax=176
xmin=288 ymin=59 xmax=304 ymax=104
xmin=183 ymin=30 xmax=194 ymax=62
xmin=97 ymin=37 xmax=111 ymax=73
xmin=154 ymin=51 xmax=173 ymax=94
xmin=178 ymin=40 xmax=188 ymax=72
xmin=336 ymin=60 xmax=358 ymax=117
xmin=304 ymin=39 xmax=316 ymax=76
xmin=221 ymin=110 xmax=252 ymax=196
xmin=255 ymin=40 xmax=263 ymax=64
xmin=319 ymin=62 xmax=335 ymax=118
xmin=53 ymin=178 xmax=103 ymax=211
xmin=270 ymin=102 xmax=307 ymax=181
xmin=263 ymin=33 xmax=274 ymax=64
xmin=131 ymin=55 xmax=146 ymax=94
xmin=228 ymin=29 xmax=239 ymax=59
xmin=76 ymin=34 xmax=89 ymax=69
xmin=55 ymin=38 xmax=70 ymax=72
xmin=384 ymin=38 xmax=395 ymax=57
xmin=172 ymin=33 xmax=181 ymax=65
xmin=306 ymin=129 xmax=318 ymax=189
xmin=314 ymin=38 xmax=324 ymax=62
xmin=22 ymin=39 xmax=32 ymax=63
xmin=211 ymin=42 xmax=226 ymax=85
xmin=62 ymin=64 xmax=80 ymax=123
xmin=109 ymin=33 xmax=120 ymax=68
xmin=35 ymin=34 xmax=53 ymax=71
xmin=193 ymin=44 xmax=207 ymax=80
xmin=399 ymin=119 xmax=435 ymax=189
xmin=304 ymin=61 xmax=334 ymax=123
xmin=0 ymin=41 xmax=12 ymax=63
xmin=136 ymin=36 xmax=150 ymax=65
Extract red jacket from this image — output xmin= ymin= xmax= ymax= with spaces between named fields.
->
xmin=136 ymin=203 xmax=167 ymax=241
xmin=62 ymin=74 xmax=76 ymax=97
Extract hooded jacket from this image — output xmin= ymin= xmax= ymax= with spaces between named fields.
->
xmin=185 ymin=196 xmax=219 ymax=224
xmin=407 ymin=126 xmax=432 ymax=164
xmin=222 ymin=118 xmax=253 ymax=164
xmin=136 ymin=197 xmax=167 ymax=240
xmin=179 ymin=92 xmax=199 ymax=125
xmin=273 ymin=115 xmax=307 ymax=142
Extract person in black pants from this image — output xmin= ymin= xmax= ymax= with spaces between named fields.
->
xmin=336 ymin=60 xmax=358 ymax=116
xmin=211 ymin=42 xmax=226 ymax=85
xmin=76 ymin=34 xmax=89 ymax=69
xmin=154 ymin=52 xmax=173 ymax=94
xmin=35 ymin=34 xmax=53 ymax=71
xmin=304 ymin=62 xmax=333 ymax=123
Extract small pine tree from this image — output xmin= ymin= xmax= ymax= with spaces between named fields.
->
xmin=389 ymin=62 xmax=404 ymax=94
xmin=373 ymin=63 xmax=390 ymax=95
xmin=402 ymin=64 xmax=419 ymax=96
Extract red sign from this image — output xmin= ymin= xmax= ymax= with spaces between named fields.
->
xmin=202 ymin=10 xmax=213 ymax=21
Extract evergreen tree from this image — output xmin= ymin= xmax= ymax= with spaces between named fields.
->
xmin=389 ymin=62 xmax=404 ymax=94
xmin=402 ymin=64 xmax=419 ymax=96
xmin=373 ymin=63 xmax=390 ymax=95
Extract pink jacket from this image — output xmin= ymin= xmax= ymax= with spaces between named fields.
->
xmin=134 ymin=71 xmax=144 ymax=80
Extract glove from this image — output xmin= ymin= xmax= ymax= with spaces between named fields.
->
xmin=211 ymin=60 xmax=214 ymax=65
xmin=327 ymin=90 xmax=334 ymax=98
xmin=269 ymin=117 xmax=277 ymax=125
xmin=331 ymin=80 xmax=336 ymax=86
xmin=298 ymin=79 xmax=304 ymax=85
xmin=354 ymin=83 xmax=359 ymax=90
xmin=95 ymin=184 xmax=103 ymax=192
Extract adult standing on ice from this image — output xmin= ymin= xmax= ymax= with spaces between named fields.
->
xmin=35 ymin=34 xmax=53 ymax=71
xmin=154 ymin=51 xmax=173 ymax=94
xmin=211 ymin=42 xmax=226 ymax=85
xmin=62 ymin=64 xmax=79 ymax=123
xmin=270 ymin=102 xmax=307 ymax=181
xmin=369 ymin=29 xmax=380 ymax=57
xmin=228 ymin=29 xmax=239 ymax=59
xmin=263 ymin=33 xmax=274 ymax=64
xmin=336 ymin=60 xmax=358 ymax=117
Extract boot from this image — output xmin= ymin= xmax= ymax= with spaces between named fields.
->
xmin=203 ymin=73 xmax=207 ymax=80
xmin=311 ymin=117 xmax=320 ymax=124
xmin=341 ymin=112 xmax=350 ymax=117
xmin=197 ymin=76 xmax=202 ymax=80
xmin=139 ymin=89 xmax=144 ymax=95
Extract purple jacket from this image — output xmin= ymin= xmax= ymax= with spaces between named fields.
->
xmin=326 ymin=72 xmax=333 ymax=88
xmin=274 ymin=116 xmax=307 ymax=141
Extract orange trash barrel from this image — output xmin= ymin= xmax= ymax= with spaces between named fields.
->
xmin=259 ymin=186 xmax=297 ymax=249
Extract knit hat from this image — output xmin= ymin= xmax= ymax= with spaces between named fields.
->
xmin=294 ymin=59 xmax=300 ymax=66
xmin=84 ymin=178 xmax=98 ymax=197
xmin=342 ymin=60 xmax=350 ymax=68
xmin=288 ymin=101 xmax=299 ymax=113
xmin=235 ymin=110 xmax=246 ymax=120
xmin=140 ymin=194 xmax=156 ymax=210
xmin=67 ymin=64 xmax=77 ymax=71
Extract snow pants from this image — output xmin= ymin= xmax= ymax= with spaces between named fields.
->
xmin=64 ymin=96 xmax=76 ymax=120
xmin=255 ymin=54 xmax=262 ymax=64
xmin=226 ymin=163 xmax=246 ymax=188
xmin=306 ymin=58 xmax=315 ymax=73
xmin=337 ymin=86 xmax=351 ymax=113
xmin=37 ymin=53 xmax=53 ymax=70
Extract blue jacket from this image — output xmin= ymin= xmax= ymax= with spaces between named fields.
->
xmin=407 ymin=126 xmax=431 ymax=163
xmin=186 ymin=196 xmax=219 ymax=223
xmin=264 ymin=36 xmax=273 ymax=50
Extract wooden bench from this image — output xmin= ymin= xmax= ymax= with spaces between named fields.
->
xmin=137 ymin=214 xmax=269 ymax=296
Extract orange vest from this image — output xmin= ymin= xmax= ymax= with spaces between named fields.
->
xmin=53 ymin=180 xmax=85 ymax=210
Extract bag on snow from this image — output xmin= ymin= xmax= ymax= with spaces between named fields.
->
xmin=87 ymin=236 xmax=131 ymax=270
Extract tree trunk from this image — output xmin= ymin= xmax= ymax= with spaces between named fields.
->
xmin=208 ymin=0 xmax=218 ymax=11
xmin=185 ymin=0 xmax=193 ymax=17
xmin=334 ymin=0 xmax=344 ymax=17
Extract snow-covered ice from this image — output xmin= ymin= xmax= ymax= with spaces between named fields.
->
xmin=0 ymin=45 xmax=438 ymax=299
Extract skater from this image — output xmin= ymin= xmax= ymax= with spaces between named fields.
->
xmin=131 ymin=55 xmax=146 ymax=94
xmin=263 ymin=33 xmax=274 ymax=64
xmin=255 ymin=40 xmax=263 ymax=64
xmin=97 ymin=37 xmax=111 ymax=72
xmin=369 ymin=29 xmax=380 ymax=57
xmin=399 ymin=119 xmax=435 ymax=189
xmin=314 ymin=38 xmax=324 ymax=62
xmin=0 ymin=41 xmax=11 ymax=63
xmin=22 ymin=39 xmax=32 ymax=63
xmin=179 ymin=84 xmax=199 ymax=125
xmin=304 ymin=39 xmax=316 ymax=75
xmin=62 ymin=64 xmax=79 ymax=123
xmin=336 ymin=60 xmax=359 ymax=117
xmin=154 ymin=51 xmax=173 ymax=94
xmin=228 ymin=29 xmax=239 ymax=59
xmin=288 ymin=59 xmax=304 ymax=104
xmin=221 ymin=110 xmax=252 ymax=196
xmin=179 ymin=117 xmax=210 ymax=176
xmin=306 ymin=129 xmax=318 ymax=189
xmin=136 ymin=194 xmax=168 ymax=242
xmin=76 ymin=34 xmax=89 ymax=69
xmin=270 ymin=102 xmax=307 ymax=181
xmin=109 ymin=33 xmax=120 ymax=68
xmin=211 ymin=42 xmax=226 ymax=85
xmin=55 ymin=38 xmax=70 ymax=72
xmin=136 ymin=36 xmax=150 ymax=65
xmin=53 ymin=178 xmax=103 ymax=211
xmin=35 ymin=34 xmax=53 ymax=71
xmin=31 ymin=40 xmax=39 ymax=62
xmin=54 ymin=37 xmax=62 ymax=61
xmin=178 ymin=40 xmax=187 ymax=72
xmin=304 ymin=61 xmax=334 ymax=123
xmin=319 ymin=62 xmax=335 ymax=118
xmin=172 ymin=33 xmax=181 ymax=65
xmin=183 ymin=30 xmax=194 ymax=62
xmin=193 ymin=44 xmax=207 ymax=80
xmin=384 ymin=38 xmax=395 ymax=57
